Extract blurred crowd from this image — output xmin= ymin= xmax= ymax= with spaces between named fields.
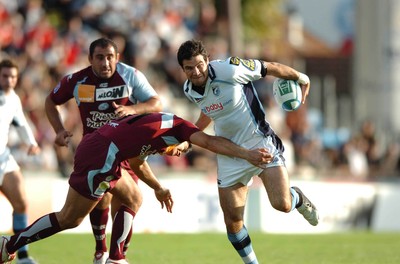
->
xmin=2 ymin=0 xmax=400 ymax=180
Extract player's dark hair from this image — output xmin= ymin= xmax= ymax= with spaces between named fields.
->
xmin=0 ymin=59 xmax=18 ymax=72
xmin=89 ymin=38 xmax=118 ymax=57
xmin=177 ymin=39 xmax=209 ymax=67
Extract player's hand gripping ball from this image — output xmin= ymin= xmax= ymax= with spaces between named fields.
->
xmin=272 ymin=78 xmax=302 ymax=111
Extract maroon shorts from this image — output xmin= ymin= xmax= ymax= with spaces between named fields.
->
xmin=120 ymin=160 xmax=139 ymax=183
xmin=69 ymin=133 xmax=122 ymax=201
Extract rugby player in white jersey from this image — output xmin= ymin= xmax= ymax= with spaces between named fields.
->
xmin=0 ymin=59 xmax=40 ymax=264
xmin=177 ymin=39 xmax=319 ymax=264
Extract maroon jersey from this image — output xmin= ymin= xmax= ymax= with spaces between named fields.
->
xmin=50 ymin=62 xmax=158 ymax=135
xmin=69 ymin=113 xmax=200 ymax=200
xmin=97 ymin=113 xmax=200 ymax=160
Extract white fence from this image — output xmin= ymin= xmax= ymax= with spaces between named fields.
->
xmin=1 ymin=171 xmax=399 ymax=234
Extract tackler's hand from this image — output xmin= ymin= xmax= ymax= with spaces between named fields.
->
xmin=155 ymin=186 xmax=174 ymax=213
xmin=246 ymin=148 xmax=274 ymax=168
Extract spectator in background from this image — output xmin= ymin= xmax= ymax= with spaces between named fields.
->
xmin=359 ymin=120 xmax=381 ymax=170
xmin=0 ymin=59 xmax=40 ymax=264
xmin=0 ymin=0 xmax=215 ymax=173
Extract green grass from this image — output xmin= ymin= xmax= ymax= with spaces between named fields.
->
xmin=25 ymin=232 xmax=400 ymax=264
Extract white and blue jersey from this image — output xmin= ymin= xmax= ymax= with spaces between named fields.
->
xmin=0 ymin=90 xmax=38 ymax=185
xmin=183 ymin=57 xmax=285 ymax=187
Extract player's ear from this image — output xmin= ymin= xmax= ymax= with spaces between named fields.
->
xmin=116 ymin=53 xmax=120 ymax=62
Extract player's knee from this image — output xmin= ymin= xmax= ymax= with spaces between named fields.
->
xmin=59 ymin=216 xmax=83 ymax=229
xmin=270 ymin=198 xmax=291 ymax=213
xmin=130 ymin=192 xmax=143 ymax=212
xmin=56 ymin=210 xmax=85 ymax=229
xmin=224 ymin=213 xmax=244 ymax=233
xmin=134 ymin=191 xmax=143 ymax=204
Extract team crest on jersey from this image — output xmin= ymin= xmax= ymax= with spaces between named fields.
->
xmin=96 ymin=85 xmax=128 ymax=101
xmin=212 ymin=86 xmax=220 ymax=96
xmin=98 ymin=102 xmax=109 ymax=111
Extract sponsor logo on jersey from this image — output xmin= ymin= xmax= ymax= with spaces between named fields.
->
xmin=94 ymin=180 xmax=111 ymax=197
xmin=202 ymin=102 xmax=223 ymax=113
xmin=240 ymin=58 xmax=255 ymax=71
xmin=96 ymin=85 xmax=128 ymax=101
xmin=229 ymin=57 xmax=240 ymax=65
xmin=229 ymin=57 xmax=255 ymax=71
xmin=140 ymin=144 xmax=157 ymax=156
xmin=86 ymin=111 xmax=116 ymax=129
xmin=78 ymin=84 xmax=96 ymax=102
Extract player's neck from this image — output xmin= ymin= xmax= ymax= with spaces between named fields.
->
xmin=192 ymin=84 xmax=205 ymax=95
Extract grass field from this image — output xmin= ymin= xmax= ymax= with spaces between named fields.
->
xmin=22 ymin=232 xmax=400 ymax=264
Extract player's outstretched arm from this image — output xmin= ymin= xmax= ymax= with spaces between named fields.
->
xmin=189 ymin=131 xmax=273 ymax=167
xmin=128 ymin=157 xmax=173 ymax=213
xmin=194 ymin=111 xmax=212 ymax=131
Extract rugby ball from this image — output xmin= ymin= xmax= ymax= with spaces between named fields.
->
xmin=272 ymin=78 xmax=302 ymax=111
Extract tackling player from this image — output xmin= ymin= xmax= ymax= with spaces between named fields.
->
xmin=0 ymin=112 xmax=272 ymax=264
xmin=45 ymin=37 xmax=162 ymax=264
xmin=177 ymin=39 xmax=319 ymax=264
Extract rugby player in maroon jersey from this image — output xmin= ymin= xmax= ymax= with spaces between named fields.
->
xmin=0 ymin=112 xmax=272 ymax=264
xmin=45 ymin=38 xmax=162 ymax=263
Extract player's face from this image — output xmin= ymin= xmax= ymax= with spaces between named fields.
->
xmin=0 ymin=67 xmax=18 ymax=93
xmin=89 ymin=45 xmax=120 ymax=79
xmin=182 ymin=55 xmax=209 ymax=87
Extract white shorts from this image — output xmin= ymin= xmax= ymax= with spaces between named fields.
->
xmin=217 ymin=134 xmax=286 ymax=188
xmin=0 ymin=148 xmax=20 ymax=186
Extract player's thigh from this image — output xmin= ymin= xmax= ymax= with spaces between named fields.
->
xmin=1 ymin=170 xmax=27 ymax=212
xmin=110 ymin=172 xmax=142 ymax=212
xmin=57 ymin=186 xmax=98 ymax=228
xmin=259 ymin=166 xmax=292 ymax=212
xmin=218 ymin=183 xmax=248 ymax=220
